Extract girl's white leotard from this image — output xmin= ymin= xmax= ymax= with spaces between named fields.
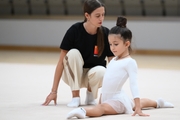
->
xmin=101 ymin=57 xmax=140 ymax=114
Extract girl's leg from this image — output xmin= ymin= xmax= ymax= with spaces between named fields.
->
xmin=85 ymin=103 xmax=118 ymax=117
xmin=139 ymin=98 xmax=174 ymax=110
xmin=67 ymin=103 xmax=118 ymax=119
xmin=139 ymin=98 xmax=157 ymax=109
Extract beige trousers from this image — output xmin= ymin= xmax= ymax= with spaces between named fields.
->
xmin=62 ymin=49 xmax=106 ymax=99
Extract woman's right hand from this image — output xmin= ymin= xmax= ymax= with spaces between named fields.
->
xmin=42 ymin=92 xmax=57 ymax=106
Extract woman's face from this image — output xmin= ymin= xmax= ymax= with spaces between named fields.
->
xmin=86 ymin=6 xmax=105 ymax=27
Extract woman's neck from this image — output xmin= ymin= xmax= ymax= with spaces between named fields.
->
xmin=83 ymin=22 xmax=97 ymax=35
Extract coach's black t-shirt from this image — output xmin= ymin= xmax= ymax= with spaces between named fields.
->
xmin=60 ymin=22 xmax=114 ymax=68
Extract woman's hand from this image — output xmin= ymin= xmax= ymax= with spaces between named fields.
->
xmin=132 ymin=108 xmax=149 ymax=116
xmin=42 ymin=92 xmax=57 ymax=106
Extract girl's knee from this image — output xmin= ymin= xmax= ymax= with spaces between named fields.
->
xmin=100 ymin=103 xmax=117 ymax=115
xmin=97 ymin=104 xmax=106 ymax=113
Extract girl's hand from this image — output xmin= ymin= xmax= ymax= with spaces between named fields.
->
xmin=42 ymin=92 xmax=57 ymax=106
xmin=132 ymin=108 xmax=150 ymax=116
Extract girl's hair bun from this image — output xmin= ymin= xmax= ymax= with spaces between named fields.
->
xmin=116 ymin=16 xmax=127 ymax=28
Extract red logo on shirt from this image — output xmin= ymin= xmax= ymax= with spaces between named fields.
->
xmin=94 ymin=45 xmax=98 ymax=57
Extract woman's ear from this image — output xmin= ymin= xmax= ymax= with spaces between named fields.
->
xmin=85 ymin=13 xmax=89 ymax=20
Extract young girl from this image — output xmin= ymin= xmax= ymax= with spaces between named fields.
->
xmin=66 ymin=16 xmax=174 ymax=119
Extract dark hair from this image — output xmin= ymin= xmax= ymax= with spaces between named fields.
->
xmin=109 ymin=16 xmax=132 ymax=54
xmin=83 ymin=0 xmax=105 ymax=57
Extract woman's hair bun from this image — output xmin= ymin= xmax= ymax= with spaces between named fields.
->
xmin=116 ymin=16 xmax=127 ymax=28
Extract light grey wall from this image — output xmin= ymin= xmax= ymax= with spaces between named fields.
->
xmin=0 ymin=18 xmax=180 ymax=50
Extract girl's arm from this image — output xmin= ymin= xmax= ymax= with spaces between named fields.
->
xmin=132 ymin=98 xmax=149 ymax=116
xmin=127 ymin=59 xmax=149 ymax=116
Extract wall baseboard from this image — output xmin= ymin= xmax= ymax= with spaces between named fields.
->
xmin=0 ymin=45 xmax=60 ymax=52
xmin=134 ymin=49 xmax=180 ymax=56
xmin=0 ymin=45 xmax=180 ymax=56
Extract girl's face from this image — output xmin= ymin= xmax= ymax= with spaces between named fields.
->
xmin=85 ymin=7 xmax=105 ymax=27
xmin=108 ymin=34 xmax=130 ymax=57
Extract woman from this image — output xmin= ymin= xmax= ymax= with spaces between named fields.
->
xmin=42 ymin=0 xmax=114 ymax=107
